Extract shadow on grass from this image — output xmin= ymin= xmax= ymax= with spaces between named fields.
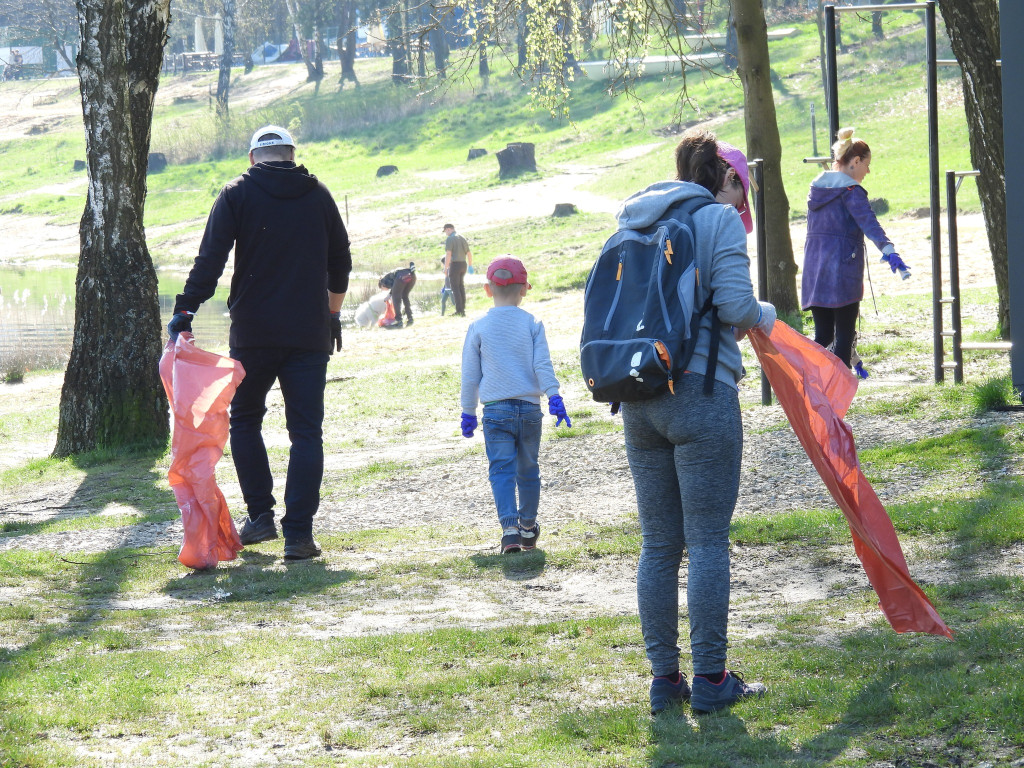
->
xmin=0 ymin=447 xmax=360 ymax=764
xmin=470 ymin=547 xmax=547 ymax=581
xmin=0 ymin=455 xmax=174 ymax=538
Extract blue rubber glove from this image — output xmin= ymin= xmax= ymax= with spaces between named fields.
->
xmin=467 ymin=265 xmax=474 ymax=275
xmin=881 ymin=252 xmax=911 ymax=280
xmin=854 ymin=361 xmax=869 ymax=379
xmin=549 ymin=395 xmax=571 ymax=428
xmin=167 ymin=311 xmax=193 ymax=341
xmin=461 ymin=412 xmax=478 ymax=438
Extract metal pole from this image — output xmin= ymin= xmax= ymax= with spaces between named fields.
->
xmin=946 ymin=171 xmax=963 ymax=384
xmin=926 ymin=1 xmax=943 ymax=382
xmin=811 ymin=103 xmax=818 ymax=156
xmin=824 ymin=4 xmax=839 ymax=147
xmin=1003 ymin=0 xmax=1024 ymax=398
xmin=753 ymin=159 xmax=771 ymax=406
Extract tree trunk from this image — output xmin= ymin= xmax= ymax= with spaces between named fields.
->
xmin=516 ymin=0 xmax=527 ymax=71
xmin=338 ymin=0 xmax=359 ymax=86
xmin=477 ymin=0 xmax=489 ymax=88
xmin=216 ymin=0 xmax=236 ymax=115
xmin=724 ymin=6 xmax=738 ymax=71
xmin=56 ymin=0 xmax=171 ymax=457
xmin=731 ymin=0 xmax=799 ymax=315
xmin=389 ymin=4 xmax=409 ymax=83
xmin=942 ymin=0 xmax=1007 ymax=333
xmin=285 ymin=0 xmax=320 ymax=82
xmin=429 ymin=0 xmax=450 ymax=78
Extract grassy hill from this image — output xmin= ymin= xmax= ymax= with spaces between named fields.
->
xmin=0 ymin=10 xmax=977 ymax=279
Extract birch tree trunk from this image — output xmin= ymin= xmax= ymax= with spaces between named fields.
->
xmin=941 ymin=0 xmax=1007 ymax=333
xmin=732 ymin=0 xmax=799 ymax=314
xmin=55 ymin=0 xmax=171 ymax=457
xmin=285 ymin=0 xmax=320 ymax=81
xmin=216 ymin=0 xmax=236 ymax=114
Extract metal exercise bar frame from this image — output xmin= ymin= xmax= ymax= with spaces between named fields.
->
xmin=1003 ymin=0 xmax=1024 ymax=397
xmin=945 ymin=171 xmax=1009 ymax=383
xmin=945 ymin=171 xmax=968 ymax=383
xmin=751 ymin=159 xmax=771 ymax=406
xmin=824 ymin=1 xmax=942 ymax=380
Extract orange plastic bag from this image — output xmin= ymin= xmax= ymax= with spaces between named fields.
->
xmin=749 ymin=322 xmax=952 ymax=638
xmin=159 ymin=333 xmax=245 ymax=570
xmin=377 ymin=297 xmax=396 ymax=327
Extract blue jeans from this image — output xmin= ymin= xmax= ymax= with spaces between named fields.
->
xmin=482 ymin=399 xmax=543 ymax=530
xmin=229 ymin=347 xmax=329 ymax=540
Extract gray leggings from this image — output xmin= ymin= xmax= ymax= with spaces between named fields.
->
xmin=622 ymin=374 xmax=742 ymax=676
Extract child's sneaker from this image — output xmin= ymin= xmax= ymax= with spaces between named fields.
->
xmin=500 ymin=527 xmax=522 ymax=554
xmin=690 ymin=671 xmax=766 ymax=715
xmin=649 ymin=672 xmax=691 ymax=715
xmin=519 ymin=523 xmax=540 ymax=551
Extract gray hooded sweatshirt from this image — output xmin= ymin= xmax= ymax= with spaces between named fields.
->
xmin=616 ymin=180 xmax=761 ymax=388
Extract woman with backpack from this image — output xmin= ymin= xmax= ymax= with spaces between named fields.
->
xmin=802 ymin=127 xmax=910 ymax=369
xmin=614 ymin=128 xmax=774 ymax=716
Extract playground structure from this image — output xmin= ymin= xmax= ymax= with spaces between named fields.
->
xmin=816 ymin=1 xmax=1016 ymax=389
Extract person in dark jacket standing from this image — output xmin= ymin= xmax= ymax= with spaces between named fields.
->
xmin=802 ymin=127 xmax=910 ymax=368
xmin=167 ymin=125 xmax=351 ymax=561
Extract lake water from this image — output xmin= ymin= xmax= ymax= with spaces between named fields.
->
xmin=0 ymin=265 xmax=444 ymax=375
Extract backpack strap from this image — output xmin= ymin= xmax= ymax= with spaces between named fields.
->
xmin=663 ymin=195 xmax=720 ymax=396
xmin=703 ymin=298 xmax=720 ymax=396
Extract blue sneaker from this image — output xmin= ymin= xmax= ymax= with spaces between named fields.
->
xmin=649 ymin=672 xmax=690 ymax=715
xmin=690 ymin=671 xmax=766 ymax=715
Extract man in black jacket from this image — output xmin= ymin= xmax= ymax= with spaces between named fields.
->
xmin=167 ymin=125 xmax=351 ymax=560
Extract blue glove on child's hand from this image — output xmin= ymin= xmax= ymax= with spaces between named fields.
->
xmin=461 ymin=412 xmax=478 ymax=438
xmin=549 ymin=395 xmax=571 ymax=428
xmin=882 ymin=252 xmax=911 ymax=280
xmin=854 ymin=361 xmax=869 ymax=380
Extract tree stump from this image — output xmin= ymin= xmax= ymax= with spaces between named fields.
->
xmin=552 ymin=203 xmax=577 ymax=217
xmin=467 ymin=148 xmax=487 ymax=161
xmin=496 ymin=143 xmax=536 ymax=179
xmin=376 ymin=165 xmax=399 ymax=177
xmin=73 ymin=159 xmax=86 ymax=172
xmin=147 ymin=153 xmax=167 ymax=173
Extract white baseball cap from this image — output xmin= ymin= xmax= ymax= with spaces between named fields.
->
xmin=249 ymin=125 xmax=296 ymax=151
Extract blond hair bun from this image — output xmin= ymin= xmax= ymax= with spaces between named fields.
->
xmin=832 ymin=127 xmax=856 ymax=162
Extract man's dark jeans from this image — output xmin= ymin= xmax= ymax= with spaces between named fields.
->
xmin=229 ymin=347 xmax=329 ymax=540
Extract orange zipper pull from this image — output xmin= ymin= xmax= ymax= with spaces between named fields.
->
xmin=665 ymin=238 xmax=674 ymax=265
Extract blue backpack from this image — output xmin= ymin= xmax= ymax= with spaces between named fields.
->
xmin=580 ymin=197 xmax=720 ymax=411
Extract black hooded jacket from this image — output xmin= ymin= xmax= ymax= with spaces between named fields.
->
xmin=175 ymin=161 xmax=351 ymax=353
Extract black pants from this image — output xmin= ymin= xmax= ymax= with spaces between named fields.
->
xmin=809 ymin=303 xmax=859 ymax=367
xmin=449 ymin=261 xmax=468 ymax=316
xmin=228 ymin=347 xmax=328 ymax=540
xmin=389 ymin=270 xmax=416 ymax=323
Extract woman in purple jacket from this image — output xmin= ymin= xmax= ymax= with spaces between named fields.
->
xmin=801 ymin=127 xmax=910 ymax=368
